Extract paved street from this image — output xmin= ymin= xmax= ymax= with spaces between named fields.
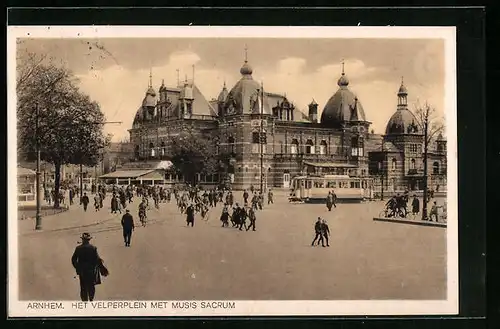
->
xmin=17 ymin=192 xmax=447 ymax=301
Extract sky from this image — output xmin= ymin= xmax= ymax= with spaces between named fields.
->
xmin=18 ymin=37 xmax=446 ymax=142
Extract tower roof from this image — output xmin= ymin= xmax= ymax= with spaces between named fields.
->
xmin=321 ymin=62 xmax=366 ymax=127
xmin=398 ymin=76 xmax=408 ymax=95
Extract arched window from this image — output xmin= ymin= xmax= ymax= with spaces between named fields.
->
xmin=319 ymin=140 xmax=327 ymax=155
xmin=290 ymin=139 xmax=299 ymax=154
xmin=433 ymin=161 xmax=440 ymax=175
xmin=410 ymin=158 xmax=416 ymax=170
xmin=228 ymin=136 xmax=235 ymax=154
xmin=305 ymin=139 xmax=314 ymax=154
xmin=149 ymin=142 xmax=155 ymax=157
xmin=161 ymin=141 xmax=166 ymax=157
xmin=392 ymin=158 xmax=397 ymax=170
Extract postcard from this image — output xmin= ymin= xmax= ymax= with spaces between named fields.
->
xmin=8 ymin=25 xmax=457 ymax=317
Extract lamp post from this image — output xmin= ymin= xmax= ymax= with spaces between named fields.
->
xmin=35 ymin=103 xmax=42 ymax=230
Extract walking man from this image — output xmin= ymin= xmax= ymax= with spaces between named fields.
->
xmin=246 ymin=206 xmax=257 ymax=231
xmin=311 ymin=217 xmax=325 ymax=247
xmin=81 ymin=193 xmax=89 ymax=212
xmin=267 ymin=189 xmax=274 ymax=204
xmin=71 ymin=233 xmax=107 ymax=301
xmin=121 ymin=209 xmax=135 ymax=247
xmin=321 ymin=219 xmax=330 ymax=247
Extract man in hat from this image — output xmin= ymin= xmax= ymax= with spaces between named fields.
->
xmin=121 ymin=209 xmax=135 ymax=247
xmin=71 ymin=232 xmax=104 ymax=301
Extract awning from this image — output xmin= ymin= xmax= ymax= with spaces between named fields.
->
xmin=99 ymin=169 xmax=156 ymax=179
xmin=17 ymin=167 xmax=36 ymax=176
xmin=303 ymin=161 xmax=358 ymax=168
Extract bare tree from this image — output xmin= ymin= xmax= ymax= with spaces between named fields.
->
xmin=414 ymin=102 xmax=445 ymax=220
xmin=17 ymin=52 xmax=110 ymax=208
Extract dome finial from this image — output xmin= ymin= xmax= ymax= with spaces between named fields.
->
xmin=149 ymin=67 xmax=153 ymax=88
xmin=240 ymin=44 xmax=253 ymax=76
xmin=223 ymin=79 xmax=226 ymax=89
xmin=401 ymin=75 xmax=404 ymax=85
xmin=337 ymin=59 xmax=349 ymax=87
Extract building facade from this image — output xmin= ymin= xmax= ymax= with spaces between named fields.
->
xmin=128 ymin=56 xmax=447 ymax=192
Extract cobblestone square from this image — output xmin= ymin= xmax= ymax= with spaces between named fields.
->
xmin=18 ymin=193 xmax=447 ymax=301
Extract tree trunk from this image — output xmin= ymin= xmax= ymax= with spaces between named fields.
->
xmin=53 ymin=162 xmax=61 ymax=209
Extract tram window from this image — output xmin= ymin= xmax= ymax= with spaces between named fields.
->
xmin=350 ymin=181 xmax=355 ymax=188
xmin=355 ymin=181 xmax=360 ymax=188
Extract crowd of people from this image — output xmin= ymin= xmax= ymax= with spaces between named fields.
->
xmin=383 ymin=190 xmax=445 ymax=222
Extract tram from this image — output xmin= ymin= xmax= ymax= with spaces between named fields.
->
xmin=290 ymin=174 xmax=373 ymax=203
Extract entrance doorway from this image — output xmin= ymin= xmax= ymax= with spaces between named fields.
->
xmin=283 ymin=173 xmax=290 ymax=188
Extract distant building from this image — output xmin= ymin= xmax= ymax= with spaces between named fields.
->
xmin=123 ymin=54 xmax=446 ymax=192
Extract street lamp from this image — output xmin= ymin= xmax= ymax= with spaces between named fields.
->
xmin=35 ymin=103 xmax=42 ymax=230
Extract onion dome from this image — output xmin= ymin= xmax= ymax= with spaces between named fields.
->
xmin=320 ymin=66 xmax=366 ymax=127
xmin=385 ymin=80 xmax=420 ymax=135
xmin=240 ymin=60 xmax=253 ymax=76
xmin=385 ymin=110 xmax=420 ymax=135
xmin=224 ymin=55 xmax=271 ymax=115
xmin=337 ymin=72 xmax=350 ymax=87
xmin=309 ymin=99 xmax=318 ymax=106
xmin=217 ymin=81 xmax=229 ymax=102
xmin=436 ymin=132 xmax=445 ymax=141
xmin=398 ymin=84 xmax=408 ymax=95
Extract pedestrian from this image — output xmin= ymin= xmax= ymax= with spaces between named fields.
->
xmin=71 ymin=233 xmax=108 ymax=302
xmin=267 ymin=189 xmax=274 ymax=204
xmin=69 ymin=188 xmax=74 ymax=205
xmin=186 ymin=203 xmax=195 ymax=227
xmin=429 ymin=201 xmax=441 ymax=222
xmin=246 ymin=206 xmax=257 ymax=231
xmin=243 ymin=189 xmax=249 ymax=204
xmin=238 ymin=205 xmax=248 ymax=231
xmin=411 ymin=195 xmax=420 ymax=217
xmin=311 ymin=217 xmax=324 ymax=247
xmin=326 ymin=192 xmax=333 ymax=211
xmin=331 ymin=190 xmax=337 ymax=208
xmin=220 ymin=204 xmax=230 ymax=227
xmin=121 ymin=209 xmax=135 ymax=247
xmin=81 ymin=193 xmax=89 ymax=212
xmin=94 ymin=193 xmax=100 ymax=212
xmin=321 ymin=219 xmax=330 ymax=247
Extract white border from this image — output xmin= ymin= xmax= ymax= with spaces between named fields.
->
xmin=7 ymin=26 xmax=458 ymax=317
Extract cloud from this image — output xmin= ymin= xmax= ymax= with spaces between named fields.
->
xmin=76 ymin=53 xmax=444 ymax=141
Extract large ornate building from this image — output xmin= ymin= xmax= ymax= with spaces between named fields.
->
xmin=128 ymin=55 xmax=446 ymax=192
